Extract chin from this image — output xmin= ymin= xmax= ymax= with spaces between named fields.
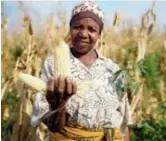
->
xmin=75 ymin=48 xmax=89 ymax=54
xmin=72 ymin=46 xmax=90 ymax=55
xmin=73 ymin=43 xmax=89 ymax=52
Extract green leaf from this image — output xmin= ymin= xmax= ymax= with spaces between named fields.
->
xmin=112 ymin=69 xmax=124 ymax=82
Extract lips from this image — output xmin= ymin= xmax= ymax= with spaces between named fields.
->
xmin=76 ymin=41 xmax=89 ymax=47
xmin=79 ymin=41 xmax=88 ymax=43
xmin=73 ymin=39 xmax=91 ymax=53
xmin=75 ymin=39 xmax=89 ymax=44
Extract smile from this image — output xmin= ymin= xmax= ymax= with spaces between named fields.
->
xmin=76 ymin=40 xmax=89 ymax=44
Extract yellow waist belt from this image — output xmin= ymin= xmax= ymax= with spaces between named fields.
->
xmin=49 ymin=126 xmax=124 ymax=141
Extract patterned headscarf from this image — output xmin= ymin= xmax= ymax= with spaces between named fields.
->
xmin=70 ymin=1 xmax=104 ymax=31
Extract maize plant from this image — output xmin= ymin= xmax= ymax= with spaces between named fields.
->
xmin=131 ymin=1 xmax=157 ymax=121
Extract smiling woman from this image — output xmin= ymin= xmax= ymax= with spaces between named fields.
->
xmin=70 ymin=18 xmax=100 ymax=66
xmin=31 ymin=1 xmax=132 ymax=141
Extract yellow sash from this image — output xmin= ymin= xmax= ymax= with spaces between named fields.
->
xmin=50 ymin=126 xmax=124 ymax=141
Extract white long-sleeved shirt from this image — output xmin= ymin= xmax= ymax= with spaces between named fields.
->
xmin=31 ymin=49 xmax=132 ymax=132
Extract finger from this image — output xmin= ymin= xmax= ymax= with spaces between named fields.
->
xmin=57 ymin=75 xmax=66 ymax=94
xmin=47 ymin=77 xmax=54 ymax=92
xmin=54 ymin=76 xmax=59 ymax=90
xmin=46 ymin=77 xmax=55 ymax=102
xmin=66 ymin=77 xmax=72 ymax=95
xmin=72 ymin=79 xmax=77 ymax=94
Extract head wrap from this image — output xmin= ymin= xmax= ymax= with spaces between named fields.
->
xmin=70 ymin=1 xmax=104 ymax=31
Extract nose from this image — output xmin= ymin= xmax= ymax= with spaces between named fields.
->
xmin=78 ymin=29 xmax=88 ymax=38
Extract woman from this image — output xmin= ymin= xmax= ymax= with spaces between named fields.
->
xmin=31 ymin=1 xmax=132 ymax=141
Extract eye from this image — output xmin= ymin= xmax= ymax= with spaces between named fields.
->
xmin=88 ymin=27 xmax=98 ymax=33
xmin=73 ymin=25 xmax=82 ymax=30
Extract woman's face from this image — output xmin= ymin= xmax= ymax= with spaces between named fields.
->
xmin=70 ymin=18 xmax=100 ymax=55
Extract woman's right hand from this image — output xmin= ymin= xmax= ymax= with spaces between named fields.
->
xmin=45 ymin=76 xmax=77 ymax=132
xmin=46 ymin=75 xmax=77 ymax=108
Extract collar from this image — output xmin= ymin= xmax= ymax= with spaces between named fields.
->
xmin=95 ymin=49 xmax=105 ymax=60
xmin=69 ymin=47 xmax=105 ymax=60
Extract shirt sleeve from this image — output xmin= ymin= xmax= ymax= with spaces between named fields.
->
xmin=31 ymin=56 xmax=54 ymax=127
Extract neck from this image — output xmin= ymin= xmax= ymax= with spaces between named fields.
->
xmin=71 ymin=48 xmax=98 ymax=68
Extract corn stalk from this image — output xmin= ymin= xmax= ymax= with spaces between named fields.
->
xmin=131 ymin=1 xmax=156 ymax=119
xmin=10 ymin=3 xmax=41 ymax=140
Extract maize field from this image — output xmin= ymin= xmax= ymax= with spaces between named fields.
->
xmin=1 ymin=1 xmax=166 ymax=141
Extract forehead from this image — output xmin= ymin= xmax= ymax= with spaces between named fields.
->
xmin=72 ymin=18 xmax=100 ymax=28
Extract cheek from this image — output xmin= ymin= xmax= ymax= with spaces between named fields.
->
xmin=90 ymin=34 xmax=100 ymax=44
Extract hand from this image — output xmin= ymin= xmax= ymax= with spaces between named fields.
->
xmin=46 ymin=76 xmax=77 ymax=106
xmin=45 ymin=76 xmax=77 ymax=132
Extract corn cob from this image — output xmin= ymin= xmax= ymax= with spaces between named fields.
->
xmin=54 ymin=40 xmax=71 ymax=77
xmin=18 ymin=72 xmax=47 ymax=93
xmin=18 ymin=72 xmax=91 ymax=95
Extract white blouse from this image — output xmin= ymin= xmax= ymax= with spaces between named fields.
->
xmin=31 ymin=49 xmax=132 ymax=132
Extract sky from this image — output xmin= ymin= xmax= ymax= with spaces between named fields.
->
xmin=1 ymin=1 xmax=166 ymax=32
